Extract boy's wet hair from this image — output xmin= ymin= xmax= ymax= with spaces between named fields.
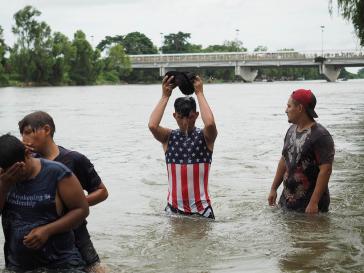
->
xmin=18 ymin=111 xmax=56 ymax=137
xmin=0 ymin=134 xmax=26 ymax=170
xmin=174 ymin=97 xmax=197 ymax=117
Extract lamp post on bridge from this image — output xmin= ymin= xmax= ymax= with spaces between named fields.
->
xmin=320 ymin=25 xmax=325 ymax=56
xmin=235 ymin=29 xmax=240 ymax=41
xmin=90 ymin=35 xmax=94 ymax=48
xmin=160 ymin=32 xmax=164 ymax=54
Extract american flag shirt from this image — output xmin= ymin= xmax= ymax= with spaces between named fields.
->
xmin=165 ymin=127 xmax=213 ymax=213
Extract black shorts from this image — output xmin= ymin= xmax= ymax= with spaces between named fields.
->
xmin=165 ymin=203 xmax=215 ymax=219
xmin=74 ymin=222 xmax=100 ymax=267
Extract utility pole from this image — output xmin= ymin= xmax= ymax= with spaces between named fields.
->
xmin=160 ymin=32 xmax=164 ymax=54
xmin=320 ymin=25 xmax=325 ymax=56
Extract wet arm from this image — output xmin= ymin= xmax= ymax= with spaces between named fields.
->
xmin=148 ymin=95 xmax=171 ymax=144
xmin=268 ymin=157 xmax=286 ymax=206
xmin=306 ymin=163 xmax=332 ymax=214
xmin=148 ymin=75 xmax=174 ymax=147
xmin=44 ymin=174 xmax=89 ymax=235
xmin=86 ymin=182 xmax=108 ymax=206
xmin=23 ymin=174 xmax=89 ymax=249
xmin=194 ymin=76 xmax=217 ymax=150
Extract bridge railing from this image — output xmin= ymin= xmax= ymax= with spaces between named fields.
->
xmin=129 ymin=50 xmax=364 ymax=64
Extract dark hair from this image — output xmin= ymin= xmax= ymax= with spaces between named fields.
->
xmin=0 ymin=134 xmax=26 ymax=170
xmin=174 ymin=97 xmax=197 ymax=117
xmin=18 ymin=111 xmax=56 ymax=137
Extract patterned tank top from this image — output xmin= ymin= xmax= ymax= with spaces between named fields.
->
xmin=165 ymin=127 xmax=213 ymax=213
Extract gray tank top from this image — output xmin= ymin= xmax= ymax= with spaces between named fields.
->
xmin=2 ymin=159 xmax=84 ymax=270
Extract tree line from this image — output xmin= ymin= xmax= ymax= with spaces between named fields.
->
xmin=0 ymin=5 xmax=363 ymax=87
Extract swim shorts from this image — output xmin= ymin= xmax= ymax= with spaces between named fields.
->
xmin=74 ymin=223 xmax=100 ymax=266
xmin=165 ymin=203 xmax=215 ymax=219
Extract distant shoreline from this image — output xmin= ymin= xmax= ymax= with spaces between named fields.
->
xmin=2 ymin=78 xmax=363 ymax=89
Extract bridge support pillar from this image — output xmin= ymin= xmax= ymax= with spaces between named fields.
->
xmin=319 ymin=64 xmax=341 ymax=82
xmin=235 ymin=66 xmax=258 ymax=82
xmin=159 ymin=66 xmax=170 ymax=77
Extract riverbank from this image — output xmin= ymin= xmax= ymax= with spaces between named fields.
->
xmin=1 ymin=77 xmax=361 ymax=88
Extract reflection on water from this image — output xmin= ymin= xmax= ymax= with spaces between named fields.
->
xmin=140 ymin=216 xmax=215 ymax=273
xmin=0 ymin=80 xmax=363 ymax=272
xmin=278 ymin=213 xmax=332 ymax=272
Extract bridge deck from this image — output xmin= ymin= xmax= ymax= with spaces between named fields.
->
xmin=129 ymin=50 xmax=364 ymax=68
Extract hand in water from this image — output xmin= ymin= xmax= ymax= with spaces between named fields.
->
xmin=268 ymin=189 xmax=277 ymax=206
xmin=305 ymin=202 xmax=319 ymax=214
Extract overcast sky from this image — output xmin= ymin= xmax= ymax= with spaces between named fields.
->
xmin=0 ymin=0 xmax=362 ymax=52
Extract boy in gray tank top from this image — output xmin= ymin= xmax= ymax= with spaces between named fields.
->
xmin=0 ymin=134 xmax=89 ymax=271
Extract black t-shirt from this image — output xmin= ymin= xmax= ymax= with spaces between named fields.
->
xmin=279 ymin=123 xmax=335 ymax=212
xmin=54 ymin=146 xmax=102 ymax=193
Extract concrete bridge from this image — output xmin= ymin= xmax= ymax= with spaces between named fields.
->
xmin=129 ymin=50 xmax=364 ymax=82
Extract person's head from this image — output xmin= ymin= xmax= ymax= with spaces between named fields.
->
xmin=286 ymin=89 xmax=318 ymax=124
xmin=173 ymin=96 xmax=199 ymax=132
xmin=18 ymin=111 xmax=56 ymax=153
xmin=0 ymin=134 xmax=32 ymax=177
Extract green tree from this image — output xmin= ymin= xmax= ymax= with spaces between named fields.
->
xmin=254 ymin=45 xmax=268 ymax=52
xmin=96 ymin=35 xmax=124 ymax=52
xmin=69 ymin=30 xmax=97 ymax=85
xmin=123 ymin=32 xmax=158 ymax=54
xmin=277 ymin=48 xmax=295 ymax=51
xmin=102 ymin=44 xmax=131 ymax=82
xmin=338 ymin=67 xmax=359 ymax=79
xmin=97 ymin=32 xmax=158 ymax=54
xmin=161 ymin=32 xmax=202 ymax=53
xmin=187 ymin=44 xmax=203 ymax=53
xmin=203 ymin=44 xmax=230 ymax=52
xmin=222 ymin=40 xmax=247 ymax=52
xmin=50 ymin=32 xmax=74 ymax=84
xmin=330 ymin=0 xmax=364 ymax=46
xmin=258 ymin=67 xmax=321 ymax=81
xmin=11 ymin=5 xmax=54 ymax=84
xmin=32 ymin=21 xmax=53 ymax=83
xmin=0 ymin=25 xmax=8 ymax=85
xmin=204 ymin=40 xmax=247 ymax=52
xmin=358 ymin=67 xmax=364 ymax=78
xmin=0 ymin=26 xmax=5 ymax=61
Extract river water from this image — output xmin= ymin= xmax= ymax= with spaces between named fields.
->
xmin=0 ymin=80 xmax=363 ymax=273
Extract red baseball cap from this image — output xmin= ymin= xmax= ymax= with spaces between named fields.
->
xmin=291 ymin=89 xmax=318 ymax=118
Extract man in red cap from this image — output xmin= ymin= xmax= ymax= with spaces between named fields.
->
xmin=268 ymin=89 xmax=335 ymax=213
